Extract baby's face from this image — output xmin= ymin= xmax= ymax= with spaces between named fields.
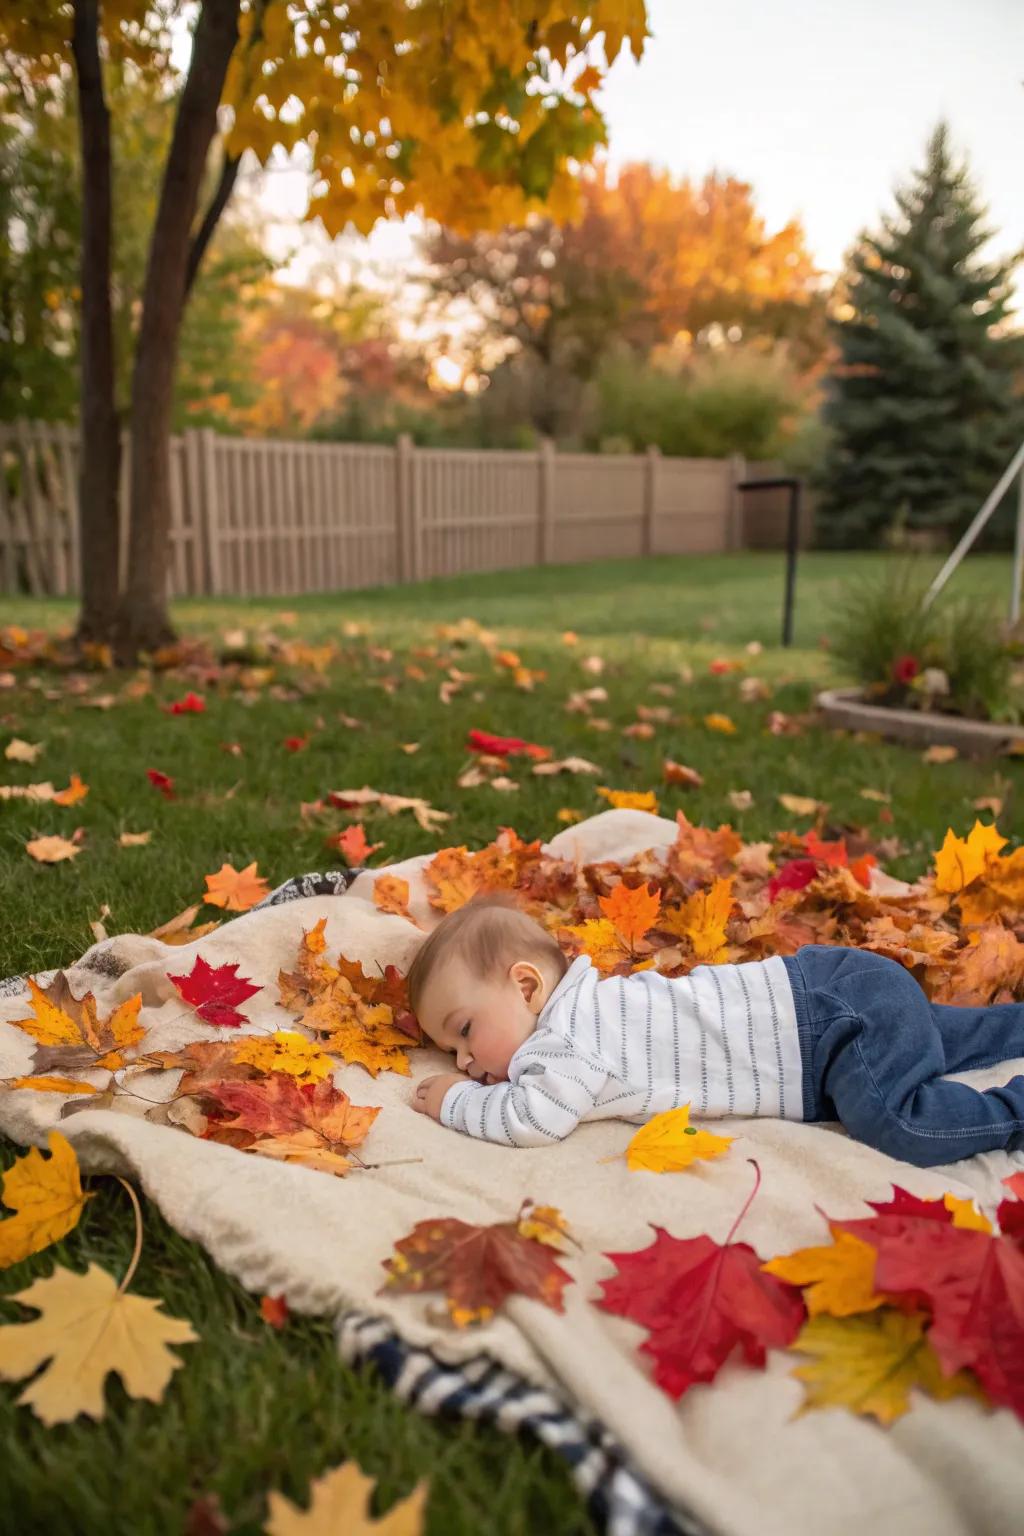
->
xmin=417 ymin=954 xmax=543 ymax=1082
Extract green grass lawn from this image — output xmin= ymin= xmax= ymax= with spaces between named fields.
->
xmin=0 ymin=550 xmax=1019 ymax=1535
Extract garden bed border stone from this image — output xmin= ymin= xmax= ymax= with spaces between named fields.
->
xmin=816 ymin=687 xmax=1024 ymax=756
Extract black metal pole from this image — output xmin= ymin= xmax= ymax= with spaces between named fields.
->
xmin=737 ymin=476 xmax=804 ymax=649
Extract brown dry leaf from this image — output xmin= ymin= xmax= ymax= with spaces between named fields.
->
xmin=119 ymin=831 xmax=152 ymax=847
xmin=264 ymin=1462 xmax=427 ymax=1536
xmin=663 ymin=760 xmax=704 ymax=789
xmin=147 ymin=903 xmax=221 ymax=944
xmin=531 ymin=756 xmax=602 ymax=777
xmin=728 ymin=790 xmax=754 ymax=812
xmin=923 ymin=744 xmax=959 ymax=764
xmin=777 ymin=794 xmax=825 ymax=817
xmin=5 ymin=738 xmax=43 ymax=762
xmin=26 ymin=834 xmax=81 ymax=864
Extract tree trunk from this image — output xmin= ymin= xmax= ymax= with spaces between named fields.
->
xmin=70 ymin=0 xmax=120 ymax=646
xmin=114 ymin=0 xmax=240 ymax=663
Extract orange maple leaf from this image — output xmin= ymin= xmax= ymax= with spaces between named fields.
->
xmin=203 ymin=861 xmax=270 ymax=911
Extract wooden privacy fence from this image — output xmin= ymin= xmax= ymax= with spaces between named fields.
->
xmin=0 ymin=421 xmax=808 ymax=599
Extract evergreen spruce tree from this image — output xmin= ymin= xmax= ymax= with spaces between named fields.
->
xmin=818 ymin=123 xmax=1023 ymax=548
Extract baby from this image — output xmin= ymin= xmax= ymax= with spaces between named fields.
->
xmin=409 ymin=892 xmax=1024 ymax=1168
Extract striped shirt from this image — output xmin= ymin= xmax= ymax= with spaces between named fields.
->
xmin=439 ymin=952 xmax=802 ymax=1147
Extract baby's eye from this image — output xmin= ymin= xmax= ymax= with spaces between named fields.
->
xmin=459 ymin=1021 xmax=472 ymax=1038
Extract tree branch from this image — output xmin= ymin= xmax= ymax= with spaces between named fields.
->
xmin=184 ymin=150 xmax=241 ymax=301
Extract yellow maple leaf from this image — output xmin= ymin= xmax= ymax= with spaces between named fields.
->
xmin=933 ymin=820 xmax=1008 ymax=894
xmin=0 ymin=1131 xmax=93 ymax=1269
xmin=232 ymin=1031 xmax=334 ymax=1084
xmin=517 ymin=1203 xmax=572 ymax=1249
xmin=373 ymin=874 xmax=414 ymax=922
xmin=319 ymin=1011 xmax=415 ymax=1077
xmin=943 ymin=1193 xmax=992 ymax=1232
xmin=0 ymin=1262 xmax=196 ymax=1425
xmin=10 ymin=974 xmax=144 ymax=1073
xmin=265 ymin=1461 xmax=427 ymax=1536
xmin=660 ymin=877 xmax=734 ymax=962
xmin=790 ymin=1309 xmax=982 ymax=1425
xmin=596 ymin=787 xmax=660 ymax=813
xmin=7 ymin=1076 xmax=98 ymax=1097
xmin=623 ymin=1106 xmax=734 ymax=1172
xmin=203 ymin=860 xmax=271 ymax=911
xmin=703 ymin=713 xmax=737 ymax=734
xmin=762 ymin=1230 xmax=883 ymax=1317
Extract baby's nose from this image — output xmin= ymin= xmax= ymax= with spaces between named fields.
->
xmin=456 ymin=1047 xmax=472 ymax=1071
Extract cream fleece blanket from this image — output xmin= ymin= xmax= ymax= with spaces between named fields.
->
xmin=1 ymin=808 xmax=1022 ymax=1536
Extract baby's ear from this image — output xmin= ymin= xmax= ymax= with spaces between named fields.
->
xmin=509 ymin=960 xmax=545 ymax=1011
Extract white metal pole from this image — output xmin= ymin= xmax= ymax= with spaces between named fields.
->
xmin=1011 ymin=468 xmax=1024 ymax=625
xmin=923 ymin=437 xmax=1024 ymax=610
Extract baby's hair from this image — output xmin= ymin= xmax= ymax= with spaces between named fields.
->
xmin=405 ymin=891 xmax=568 ymax=1022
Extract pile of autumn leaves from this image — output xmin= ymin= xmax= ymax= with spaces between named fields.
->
xmin=0 ymin=811 xmax=1023 ymax=1436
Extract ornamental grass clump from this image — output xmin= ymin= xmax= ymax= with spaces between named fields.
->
xmin=831 ymin=562 xmax=1020 ymax=722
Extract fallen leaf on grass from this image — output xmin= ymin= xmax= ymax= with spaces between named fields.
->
xmin=119 ymin=830 xmax=152 ymax=847
xmin=25 ymin=834 xmax=82 ymax=864
xmin=260 ymin=1294 xmax=289 ymax=1330
xmin=146 ymin=768 xmax=175 ymax=798
xmin=728 ymin=790 xmax=754 ymax=812
xmin=0 ymin=1131 xmax=93 ymax=1268
xmin=777 ymin=794 xmax=825 ymax=817
xmin=596 ymin=787 xmax=660 ymax=813
xmin=663 ymin=760 xmax=704 ymax=789
xmin=0 ymin=1262 xmax=196 ymax=1425
xmin=923 ymin=744 xmax=959 ymax=764
xmin=203 ymin=861 xmax=270 ymax=911
xmin=5 ymin=738 xmax=43 ymax=762
xmin=704 ymin=713 xmax=737 ymax=735
xmin=264 ymin=1462 xmax=427 ymax=1536
xmin=329 ymin=824 xmax=384 ymax=864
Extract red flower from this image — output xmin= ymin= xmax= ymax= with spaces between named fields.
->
xmin=891 ymin=654 xmax=920 ymax=684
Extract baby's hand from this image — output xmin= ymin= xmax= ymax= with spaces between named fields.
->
xmin=412 ymin=1071 xmax=472 ymax=1122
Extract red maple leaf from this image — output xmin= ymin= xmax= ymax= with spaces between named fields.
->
xmin=767 ymin=858 xmax=818 ymax=902
xmin=146 ymin=768 xmax=175 ymax=799
xmin=596 ymin=1162 xmax=805 ymax=1399
xmin=834 ymin=1192 xmax=1024 ymax=1418
xmin=467 ymin=729 xmax=549 ymax=760
xmin=167 ymin=955 xmax=262 ymax=1027
xmin=1004 ymin=1171 xmax=1024 ymax=1202
xmin=163 ymin=691 xmax=206 ymax=715
xmin=283 ymin=734 xmax=310 ymax=752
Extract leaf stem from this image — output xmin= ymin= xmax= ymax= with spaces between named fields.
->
xmin=724 ymin=1158 xmax=762 ymax=1247
xmin=114 ymin=1176 xmax=143 ymax=1294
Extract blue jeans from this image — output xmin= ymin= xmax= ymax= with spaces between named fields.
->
xmin=781 ymin=945 xmax=1024 ymax=1168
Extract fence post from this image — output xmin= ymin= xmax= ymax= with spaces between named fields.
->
xmin=195 ymin=428 xmax=222 ymax=596
xmin=537 ymin=437 xmax=555 ymax=564
xmin=642 ymin=444 xmax=660 ymax=556
xmin=729 ymin=452 xmax=747 ymax=550
xmin=395 ymin=433 xmax=418 ymax=583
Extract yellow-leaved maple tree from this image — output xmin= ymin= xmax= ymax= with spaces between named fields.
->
xmin=0 ymin=2 xmax=648 ymax=661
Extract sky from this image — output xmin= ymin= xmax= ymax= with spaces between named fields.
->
xmin=234 ymin=0 xmax=1024 ymax=299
